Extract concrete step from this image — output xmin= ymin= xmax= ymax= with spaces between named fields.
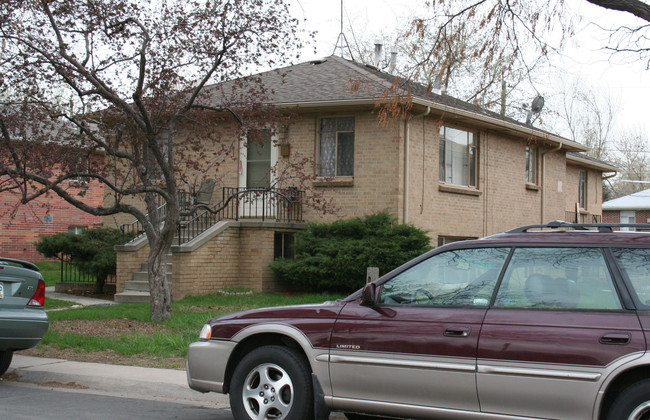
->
xmin=131 ymin=272 xmax=172 ymax=282
xmin=114 ymin=291 xmax=150 ymax=304
xmin=123 ymin=280 xmax=149 ymax=292
xmin=139 ymin=262 xmax=173 ymax=272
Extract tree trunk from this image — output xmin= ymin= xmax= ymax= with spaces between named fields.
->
xmin=93 ymin=276 xmax=106 ymax=295
xmin=148 ymin=242 xmax=172 ymax=322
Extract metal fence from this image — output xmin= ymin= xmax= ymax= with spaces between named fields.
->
xmin=60 ymin=254 xmax=115 ymax=284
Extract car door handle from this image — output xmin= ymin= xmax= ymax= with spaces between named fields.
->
xmin=444 ymin=326 xmax=471 ymax=337
xmin=600 ymin=333 xmax=631 ymax=345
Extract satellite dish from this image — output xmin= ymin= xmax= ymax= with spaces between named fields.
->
xmin=526 ymin=95 xmax=545 ymax=126
xmin=531 ymin=95 xmax=545 ymax=113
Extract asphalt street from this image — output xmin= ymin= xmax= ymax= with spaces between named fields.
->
xmin=1 ymin=381 xmax=226 ymax=419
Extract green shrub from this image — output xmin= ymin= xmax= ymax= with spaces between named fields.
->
xmin=35 ymin=228 xmax=123 ymax=293
xmin=270 ymin=212 xmax=431 ymax=293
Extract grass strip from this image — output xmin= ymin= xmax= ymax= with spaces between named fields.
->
xmin=45 ymin=297 xmax=78 ymax=309
xmin=37 ymin=261 xmax=61 ymax=287
xmin=35 ymin=291 xmax=345 ymax=368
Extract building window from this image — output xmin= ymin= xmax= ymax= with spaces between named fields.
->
xmin=525 ymin=146 xmax=537 ymax=184
xmin=318 ymin=117 xmax=354 ymax=177
xmin=68 ymin=226 xmax=86 ymax=235
xmin=620 ymin=210 xmax=636 ymax=231
xmin=274 ymin=232 xmax=295 ymax=259
xmin=578 ymin=170 xmax=587 ymax=209
xmin=439 ymin=126 xmax=477 ymax=187
xmin=69 ymin=175 xmax=89 ymax=184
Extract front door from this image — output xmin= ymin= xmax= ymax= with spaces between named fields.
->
xmin=239 ymin=129 xmax=278 ymax=218
xmin=329 ymin=247 xmax=510 ymax=415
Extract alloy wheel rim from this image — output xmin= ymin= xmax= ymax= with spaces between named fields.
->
xmin=242 ymin=363 xmax=293 ymax=420
xmin=630 ymin=401 xmax=650 ymax=420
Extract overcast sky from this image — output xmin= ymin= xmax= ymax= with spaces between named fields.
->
xmin=287 ymin=0 xmax=650 ymax=142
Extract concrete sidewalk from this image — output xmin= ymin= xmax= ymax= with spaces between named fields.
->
xmin=6 ymin=354 xmax=228 ymax=409
xmin=46 ymin=287 xmax=119 ymax=307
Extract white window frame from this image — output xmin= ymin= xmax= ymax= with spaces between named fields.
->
xmin=578 ymin=170 xmax=587 ymax=209
xmin=620 ymin=210 xmax=636 ymax=231
xmin=318 ymin=117 xmax=355 ymax=177
xmin=439 ymin=126 xmax=477 ymax=188
xmin=525 ymin=146 xmax=537 ymax=184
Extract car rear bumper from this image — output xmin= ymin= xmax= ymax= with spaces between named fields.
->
xmin=186 ymin=339 xmax=236 ymax=394
xmin=0 ymin=308 xmax=49 ymax=351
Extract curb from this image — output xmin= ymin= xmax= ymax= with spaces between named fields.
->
xmin=6 ymin=355 xmax=228 ymax=409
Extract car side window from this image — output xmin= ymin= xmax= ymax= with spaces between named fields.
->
xmin=495 ymin=247 xmax=622 ymax=310
xmin=377 ymin=247 xmax=509 ymax=306
xmin=611 ymin=248 xmax=650 ymax=309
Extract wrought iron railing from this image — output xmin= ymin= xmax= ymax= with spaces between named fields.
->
xmin=60 ymin=254 xmax=115 ymax=284
xmin=120 ymin=194 xmax=166 ymax=243
xmin=121 ymin=187 xmax=304 ymax=245
xmin=564 ymin=211 xmax=602 ymax=224
xmin=176 ymin=187 xmax=304 ymax=245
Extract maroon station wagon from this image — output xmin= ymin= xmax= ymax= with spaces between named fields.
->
xmin=187 ymin=222 xmax=650 ymax=420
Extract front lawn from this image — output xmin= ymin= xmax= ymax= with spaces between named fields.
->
xmin=23 ymin=291 xmax=344 ymax=369
xmin=36 ymin=261 xmax=61 ymax=287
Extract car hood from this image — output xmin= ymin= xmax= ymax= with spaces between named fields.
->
xmin=208 ymin=299 xmax=346 ymax=325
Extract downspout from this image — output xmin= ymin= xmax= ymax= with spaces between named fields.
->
xmin=404 ymin=106 xmax=430 ymax=224
xmin=540 ymin=142 xmax=563 ymax=224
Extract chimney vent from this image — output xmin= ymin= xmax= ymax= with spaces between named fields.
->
xmin=374 ymin=40 xmax=383 ymax=68
xmin=389 ymin=48 xmax=397 ymax=73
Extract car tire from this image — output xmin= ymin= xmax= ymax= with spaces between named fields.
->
xmin=607 ymin=379 xmax=650 ymax=420
xmin=0 ymin=350 xmax=13 ymax=377
xmin=229 ymin=345 xmax=314 ymax=420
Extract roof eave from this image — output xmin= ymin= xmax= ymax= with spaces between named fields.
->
xmin=270 ymin=97 xmax=589 ymax=153
xmin=411 ymin=98 xmax=588 ymax=152
xmin=603 ymin=204 xmax=650 ymax=211
xmin=566 ymin=154 xmax=618 ymax=172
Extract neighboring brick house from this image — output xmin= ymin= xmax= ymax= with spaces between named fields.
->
xmin=0 ymin=162 xmax=105 ymax=262
xmin=114 ymin=55 xmax=617 ymax=300
xmin=602 ymin=189 xmax=650 ymax=230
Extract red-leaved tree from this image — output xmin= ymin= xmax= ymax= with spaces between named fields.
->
xmin=0 ymin=0 xmax=314 ymax=321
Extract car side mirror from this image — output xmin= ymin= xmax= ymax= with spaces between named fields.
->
xmin=361 ymin=283 xmax=377 ymax=306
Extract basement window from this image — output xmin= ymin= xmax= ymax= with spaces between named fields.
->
xmin=274 ymin=233 xmax=296 ymax=259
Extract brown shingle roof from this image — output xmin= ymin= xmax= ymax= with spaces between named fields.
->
xmin=204 ymin=55 xmax=587 ymax=151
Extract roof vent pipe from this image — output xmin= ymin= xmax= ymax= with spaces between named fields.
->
xmin=374 ymin=40 xmax=383 ymax=68
xmin=389 ymin=48 xmax=397 ymax=73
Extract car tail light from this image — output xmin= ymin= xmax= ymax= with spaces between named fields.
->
xmin=27 ymin=279 xmax=46 ymax=307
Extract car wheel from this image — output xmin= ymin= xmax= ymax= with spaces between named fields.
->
xmin=229 ymin=345 xmax=313 ymax=420
xmin=0 ymin=350 xmax=13 ymax=377
xmin=607 ymin=379 xmax=650 ymax=420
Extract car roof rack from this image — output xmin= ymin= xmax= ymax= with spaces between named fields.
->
xmin=0 ymin=257 xmax=40 ymax=272
xmin=508 ymin=220 xmax=650 ymax=234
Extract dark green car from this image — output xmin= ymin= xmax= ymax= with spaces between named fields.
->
xmin=0 ymin=257 xmax=49 ymax=376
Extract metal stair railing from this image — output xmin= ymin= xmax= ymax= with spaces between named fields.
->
xmin=176 ymin=187 xmax=304 ymax=245
xmin=120 ymin=195 xmax=167 ymax=243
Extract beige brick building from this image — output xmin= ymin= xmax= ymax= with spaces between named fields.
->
xmin=114 ymin=56 xmax=617 ymax=300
